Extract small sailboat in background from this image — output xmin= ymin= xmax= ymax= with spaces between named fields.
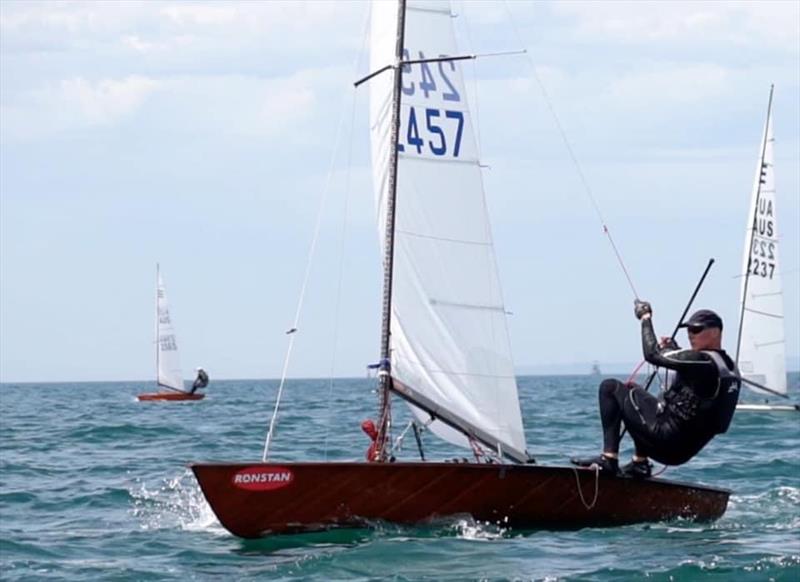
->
xmin=190 ymin=0 xmax=729 ymax=538
xmin=138 ymin=265 xmax=204 ymax=402
xmin=735 ymin=86 xmax=798 ymax=413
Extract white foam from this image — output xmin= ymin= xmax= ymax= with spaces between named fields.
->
xmin=129 ymin=469 xmax=223 ymax=534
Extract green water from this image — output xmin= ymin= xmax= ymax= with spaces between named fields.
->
xmin=1 ymin=375 xmax=798 ymax=580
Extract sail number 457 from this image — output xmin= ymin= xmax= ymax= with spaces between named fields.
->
xmin=398 ymin=49 xmax=465 ymax=158
xmin=398 ymin=108 xmax=464 ymax=157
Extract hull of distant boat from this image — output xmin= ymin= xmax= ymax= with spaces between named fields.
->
xmin=736 ymin=403 xmax=799 ymax=412
xmin=190 ymin=461 xmax=729 ymax=538
xmin=137 ymin=392 xmax=205 ymax=402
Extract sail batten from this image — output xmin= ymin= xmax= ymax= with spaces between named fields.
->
xmin=369 ymin=0 xmax=528 ymax=460
xmin=737 ymin=88 xmax=787 ymax=397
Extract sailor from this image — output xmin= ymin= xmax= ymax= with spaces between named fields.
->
xmin=572 ymin=303 xmax=741 ymax=478
xmin=190 ymin=367 xmax=209 ymax=394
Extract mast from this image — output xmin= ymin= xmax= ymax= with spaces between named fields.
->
xmin=735 ymin=84 xmax=774 ymax=365
xmin=155 ymin=263 xmax=160 ymax=386
xmin=375 ymin=0 xmax=408 ymax=461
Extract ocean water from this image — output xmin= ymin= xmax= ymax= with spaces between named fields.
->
xmin=1 ymin=374 xmax=798 ymax=581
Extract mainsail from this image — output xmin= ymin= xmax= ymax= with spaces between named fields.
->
xmin=156 ymin=267 xmax=185 ymax=392
xmin=736 ymin=92 xmax=787 ymax=397
xmin=369 ymin=0 xmax=528 ymax=461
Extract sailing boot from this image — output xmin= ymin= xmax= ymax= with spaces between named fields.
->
xmin=621 ymin=458 xmax=653 ymax=479
xmin=570 ymin=454 xmax=619 ymax=474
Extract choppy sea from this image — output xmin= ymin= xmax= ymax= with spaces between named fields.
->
xmin=1 ymin=374 xmax=798 ymax=581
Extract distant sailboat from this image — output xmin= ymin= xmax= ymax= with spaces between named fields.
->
xmin=138 ymin=265 xmax=204 ymax=402
xmin=735 ymin=86 xmax=798 ymax=413
xmin=190 ymin=0 xmax=729 ymax=538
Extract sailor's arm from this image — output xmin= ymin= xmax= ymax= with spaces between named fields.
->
xmin=636 ymin=305 xmax=715 ymax=374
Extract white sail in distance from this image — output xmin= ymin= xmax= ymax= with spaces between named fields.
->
xmin=369 ymin=0 xmax=528 ymax=460
xmin=156 ymin=268 xmax=185 ymax=392
xmin=737 ymin=102 xmax=787 ymax=396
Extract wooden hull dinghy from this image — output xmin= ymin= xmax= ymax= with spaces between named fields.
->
xmin=136 ymin=265 xmax=204 ymax=402
xmin=191 ymin=0 xmax=731 ymax=538
xmin=138 ymin=392 xmax=205 ymax=402
xmin=191 ymin=462 xmax=729 ymax=538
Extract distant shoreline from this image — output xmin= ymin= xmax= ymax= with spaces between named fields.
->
xmin=2 ymin=369 xmax=799 ymax=385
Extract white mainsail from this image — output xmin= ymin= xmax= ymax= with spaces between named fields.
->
xmin=369 ymin=0 xmax=528 ymax=460
xmin=156 ymin=267 xmax=185 ymax=392
xmin=737 ymin=98 xmax=787 ymax=396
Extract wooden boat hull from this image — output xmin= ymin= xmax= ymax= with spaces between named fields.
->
xmin=190 ymin=461 xmax=729 ymax=538
xmin=137 ymin=392 xmax=205 ymax=401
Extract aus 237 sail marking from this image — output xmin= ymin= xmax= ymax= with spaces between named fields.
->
xmin=749 ymin=196 xmax=777 ymax=280
xmin=397 ymin=49 xmax=465 ymax=158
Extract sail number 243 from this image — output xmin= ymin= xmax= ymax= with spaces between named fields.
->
xmin=398 ymin=50 xmax=464 ymax=158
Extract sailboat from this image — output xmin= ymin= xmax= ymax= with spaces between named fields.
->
xmin=137 ymin=265 xmax=204 ymax=402
xmin=735 ymin=87 xmax=798 ymax=413
xmin=190 ymin=0 xmax=728 ymax=538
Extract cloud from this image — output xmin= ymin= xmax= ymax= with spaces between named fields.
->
xmin=1 ymin=75 xmax=160 ymax=140
xmin=555 ymin=0 xmax=800 ymax=50
xmin=58 ymin=75 xmax=160 ymax=125
xmin=160 ymin=4 xmax=239 ymax=27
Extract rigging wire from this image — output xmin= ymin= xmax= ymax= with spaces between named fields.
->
xmin=500 ymin=0 xmax=640 ymax=300
xmin=262 ymin=4 xmax=372 ymax=462
xmin=323 ymin=41 xmax=365 ymax=461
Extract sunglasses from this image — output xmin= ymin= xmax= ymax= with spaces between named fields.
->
xmin=687 ymin=326 xmax=706 ymax=335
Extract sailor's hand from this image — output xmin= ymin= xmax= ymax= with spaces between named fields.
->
xmin=659 ymin=336 xmax=678 ymax=349
xmin=634 ymin=300 xmax=652 ymax=320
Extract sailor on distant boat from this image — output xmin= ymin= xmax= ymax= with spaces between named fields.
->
xmin=573 ymin=304 xmax=740 ymax=478
xmin=190 ymin=367 xmax=209 ymax=394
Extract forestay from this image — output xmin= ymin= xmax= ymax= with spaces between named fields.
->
xmin=156 ymin=269 xmax=185 ymax=392
xmin=369 ymin=0 xmax=528 ymax=461
xmin=738 ymin=107 xmax=786 ymax=396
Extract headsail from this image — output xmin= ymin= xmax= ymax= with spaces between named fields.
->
xmin=737 ymin=92 xmax=787 ymax=397
xmin=369 ymin=0 xmax=528 ymax=461
xmin=156 ymin=267 xmax=185 ymax=392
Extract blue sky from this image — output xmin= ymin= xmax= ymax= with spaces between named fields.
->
xmin=1 ymin=0 xmax=798 ymax=383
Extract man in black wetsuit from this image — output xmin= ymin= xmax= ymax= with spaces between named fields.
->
xmin=190 ymin=367 xmax=209 ymax=394
xmin=572 ymin=302 xmax=741 ymax=478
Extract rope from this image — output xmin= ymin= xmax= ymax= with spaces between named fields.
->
xmin=624 ymin=359 xmax=646 ymax=386
xmin=391 ymin=420 xmax=416 ymax=455
xmin=262 ymin=4 xmax=371 ymax=462
xmin=500 ymin=1 xmax=639 ymax=300
xmin=572 ymin=466 xmax=600 ymax=510
xmin=322 ymin=23 xmax=367 ymax=461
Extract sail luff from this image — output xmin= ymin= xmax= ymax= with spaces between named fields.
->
xmin=374 ymin=0 xmax=409 ymax=461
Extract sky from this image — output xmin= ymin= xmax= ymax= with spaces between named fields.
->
xmin=1 ymin=0 xmax=798 ymax=383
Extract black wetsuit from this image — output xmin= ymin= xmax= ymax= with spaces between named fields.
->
xmin=599 ymin=318 xmax=740 ymax=465
xmin=190 ymin=370 xmax=209 ymax=394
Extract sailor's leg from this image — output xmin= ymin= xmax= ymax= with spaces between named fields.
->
xmin=621 ymin=387 xmax=663 ymax=455
xmin=599 ymin=379 xmax=629 ymax=454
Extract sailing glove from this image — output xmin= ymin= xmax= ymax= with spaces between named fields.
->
xmin=634 ymin=300 xmax=652 ymax=320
